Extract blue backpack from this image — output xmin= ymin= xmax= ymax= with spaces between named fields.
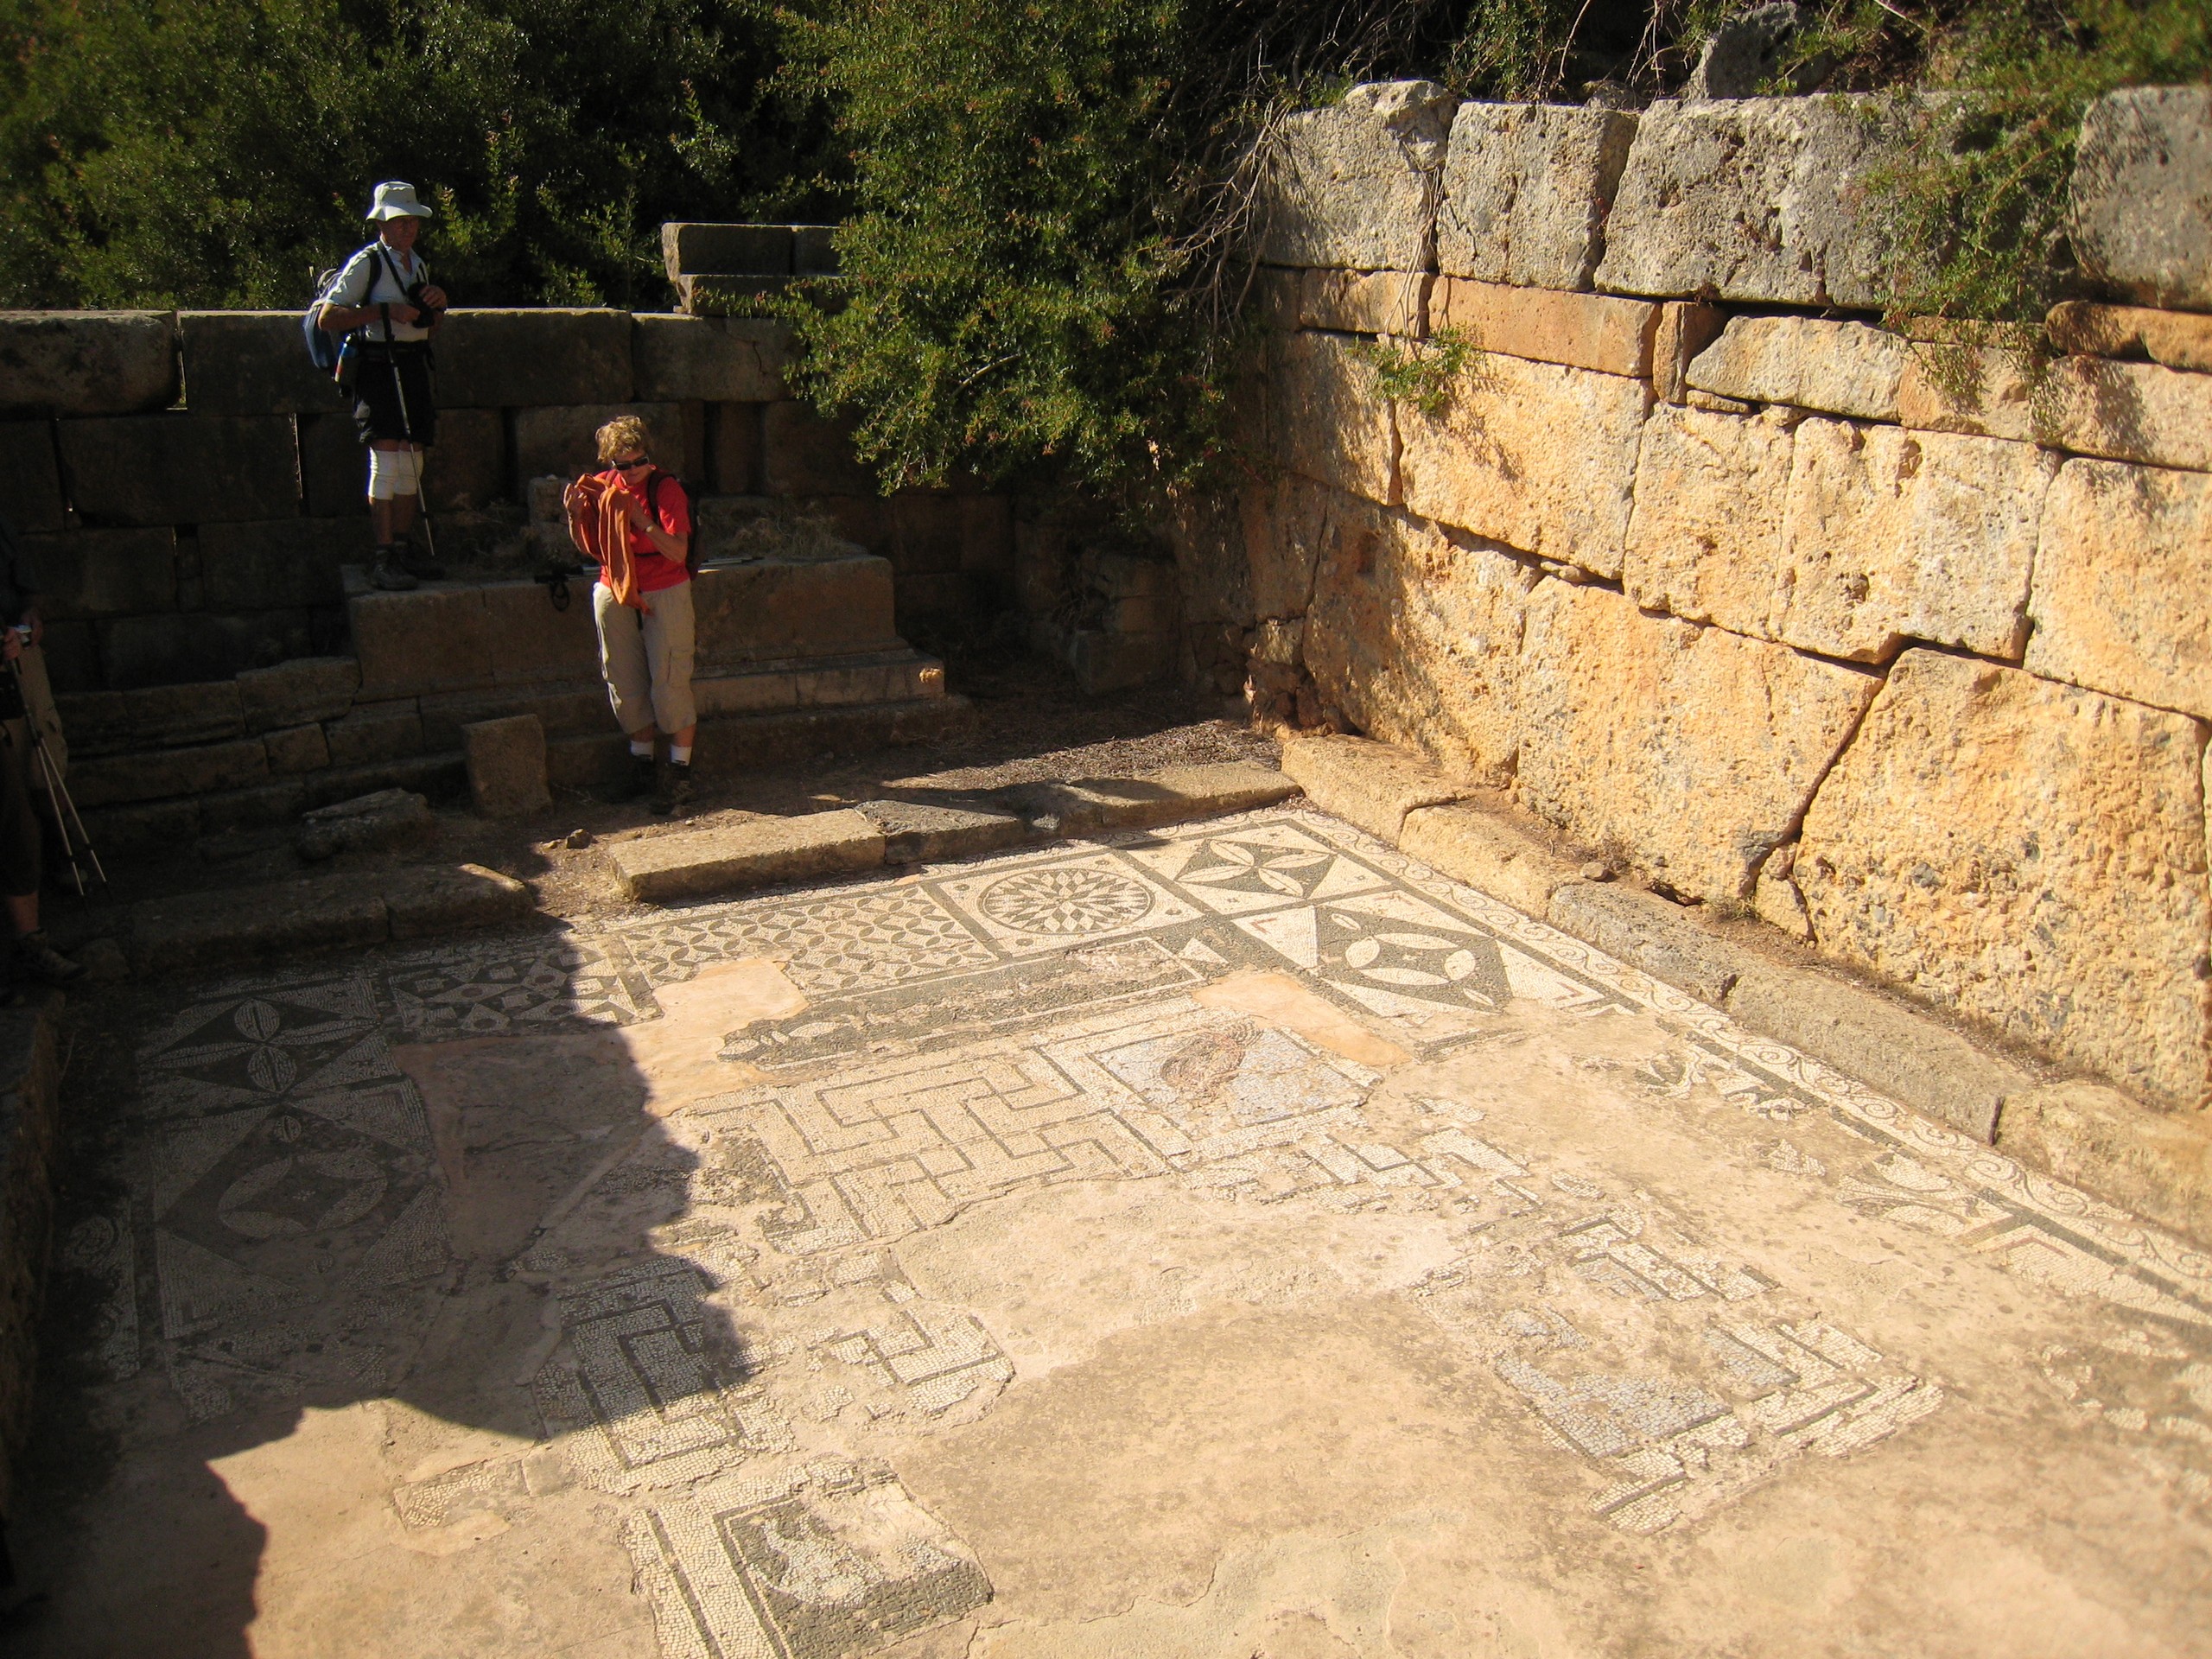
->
xmin=302 ymin=244 xmax=405 ymax=379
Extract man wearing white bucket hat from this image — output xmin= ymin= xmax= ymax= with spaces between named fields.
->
xmin=316 ymin=181 xmax=449 ymax=592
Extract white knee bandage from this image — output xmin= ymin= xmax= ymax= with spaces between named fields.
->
xmin=366 ymin=448 xmax=422 ymax=501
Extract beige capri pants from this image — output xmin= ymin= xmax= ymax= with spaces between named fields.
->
xmin=594 ymin=579 xmax=697 ymax=734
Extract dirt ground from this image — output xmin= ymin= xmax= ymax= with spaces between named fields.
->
xmin=48 ymin=653 xmax=1277 ymax=938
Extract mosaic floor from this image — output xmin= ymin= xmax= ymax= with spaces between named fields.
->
xmin=22 ymin=809 xmax=2212 ymax=1657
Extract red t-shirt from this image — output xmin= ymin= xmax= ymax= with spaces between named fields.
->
xmin=596 ymin=468 xmax=691 ymax=593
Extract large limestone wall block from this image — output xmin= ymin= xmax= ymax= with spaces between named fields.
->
xmin=1516 ymin=582 xmax=1879 ymax=902
xmin=433 ymin=309 xmax=632 ymax=407
xmin=0 ymin=422 xmax=64 ymax=533
xmin=1399 ymin=353 xmax=1649 ymax=576
xmin=1271 ymin=332 xmax=1399 ymax=505
xmin=19 ymin=528 xmax=177 ymax=619
xmin=513 ymin=403 xmax=683 ymax=484
xmin=1773 ymin=419 xmax=2053 ymax=663
xmin=1623 ymin=403 xmax=1798 ymax=636
xmin=1685 ymin=317 xmax=1905 ymax=421
xmin=2026 ymin=458 xmax=2212 ymax=720
xmin=1240 ymin=471 xmax=1332 ymax=620
xmin=2069 ymin=86 xmax=2212 ymax=313
xmin=0 ymin=312 xmax=175 ymax=416
xmin=1435 ymin=103 xmax=1638 ymax=291
xmin=1627 ymin=407 xmax=2051 ymax=664
xmin=1594 ymin=96 xmax=1936 ymax=307
xmin=1434 ymin=279 xmax=1658 ymax=378
xmin=1258 ymin=81 xmax=1456 ymax=270
xmin=58 ymin=413 xmax=299 ymax=525
xmin=180 ymin=312 xmax=346 ymax=416
xmin=1304 ymin=494 xmax=1533 ymax=783
xmin=1796 ymin=650 xmax=2211 ymax=1107
xmin=761 ymin=402 xmax=875 ymax=496
xmin=1899 ymin=347 xmax=2212 ymax=472
xmin=632 ymin=315 xmax=792 ymax=402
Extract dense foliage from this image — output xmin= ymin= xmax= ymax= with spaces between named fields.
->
xmin=0 ymin=0 xmax=830 ymax=307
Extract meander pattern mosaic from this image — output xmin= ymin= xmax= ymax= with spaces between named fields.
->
xmin=85 ymin=808 xmax=2212 ymax=1656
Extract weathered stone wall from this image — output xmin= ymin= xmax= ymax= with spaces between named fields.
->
xmin=0 ymin=306 xmax=1014 ymax=691
xmin=1210 ymin=81 xmax=2212 ymax=1111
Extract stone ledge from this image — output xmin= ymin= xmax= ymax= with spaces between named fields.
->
xmin=0 ymin=994 xmax=60 ymax=1517
xmin=1281 ymin=733 xmax=1476 ymax=842
xmin=1726 ymin=960 xmax=2034 ymax=1142
xmin=609 ymin=810 xmax=886 ymax=903
xmin=128 ymin=864 xmax=531 ymax=975
xmin=1399 ymin=798 xmax=1578 ymax=918
xmin=1000 ymin=762 xmax=1299 ymax=837
xmin=1546 ymin=881 xmax=1746 ymax=1007
xmin=1995 ymin=1082 xmax=2212 ymax=1250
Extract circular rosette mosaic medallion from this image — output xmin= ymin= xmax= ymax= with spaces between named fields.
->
xmin=976 ymin=867 xmax=1157 ymax=936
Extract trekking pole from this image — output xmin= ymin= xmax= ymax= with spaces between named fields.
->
xmin=35 ymin=738 xmax=105 ymax=893
xmin=384 ymin=334 xmax=440 ymax=570
xmin=7 ymin=661 xmax=104 ymax=893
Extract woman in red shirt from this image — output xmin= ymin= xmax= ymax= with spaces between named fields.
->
xmin=569 ymin=416 xmax=696 ymax=814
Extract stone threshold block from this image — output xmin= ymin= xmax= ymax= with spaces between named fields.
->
xmin=0 ymin=995 xmax=60 ymax=1515
xmin=129 ymin=863 xmax=529 ymax=975
xmin=296 ymin=788 xmax=435 ymax=861
xmin=995 ymin=762 xmax=1300 ymax=838
xmin=611 ymin=809 xmax=886 ymax=903
xmin=855 ymin=799 xmax=1032 ymax=864
xmin=1281 ymin=732 xmax=1478 ymax=843
xmin=550 ymin=696 xmax=973 ymax=791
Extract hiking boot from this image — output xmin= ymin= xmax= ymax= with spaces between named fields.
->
xmin=608 ymin=750 xmax=656 ymax=804
xmin=370 ymin=549 xmax=418 ymax=592
xmin=404 ymin=540 xmax=446 ymax=581
xmin=652 ymin=764 xmax=694 ymax=817
xmin=14 ymin=931 xmax=83 ymax=986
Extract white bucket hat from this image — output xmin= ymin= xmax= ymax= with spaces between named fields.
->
xmin=366 ymin=181 xmax=433 ymax=220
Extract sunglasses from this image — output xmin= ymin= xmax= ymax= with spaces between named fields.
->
xmin=609 ymin=454 xmax=651 ymax=471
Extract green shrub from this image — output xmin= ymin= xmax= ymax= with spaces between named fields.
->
xmin=0 ymin=0 xmax=829 ymax=307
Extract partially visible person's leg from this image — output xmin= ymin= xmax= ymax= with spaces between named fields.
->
xmin=0 ymin=721 xmax=78 ymax=986
xmin=594 ymin=582 xmax=660 ymax=801
xmin=641 ymin=583 xmax=698 ymax=815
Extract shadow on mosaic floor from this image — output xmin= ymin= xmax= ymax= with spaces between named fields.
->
xmin=11 ymin=925 xmax=758 ymax=1656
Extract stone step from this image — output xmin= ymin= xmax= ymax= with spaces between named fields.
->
xmin=127 ymin=863 xmax=532 ymax=976
xmin=607 ymin=761 xmax=1300 ymax=904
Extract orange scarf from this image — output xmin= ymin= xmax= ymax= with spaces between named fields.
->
xmin=566 ymin=473 xmax=641 ymax=607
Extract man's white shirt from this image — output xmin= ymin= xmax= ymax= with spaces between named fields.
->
xmin=324 ymin=242 xmax=432 ymax=342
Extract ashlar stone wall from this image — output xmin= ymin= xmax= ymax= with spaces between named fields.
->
xmin=1202 ymin=80 xmax=2212 ymax=1111
xmin=0 ymin=305 xmax=1014 ymax=695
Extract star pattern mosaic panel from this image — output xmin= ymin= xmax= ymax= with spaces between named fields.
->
xmin=378 ymin=934 xmax=655 ymax=1039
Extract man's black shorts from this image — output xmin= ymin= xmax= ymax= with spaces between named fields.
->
xmin=351 ymin=348 xmax=438 ymax=445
